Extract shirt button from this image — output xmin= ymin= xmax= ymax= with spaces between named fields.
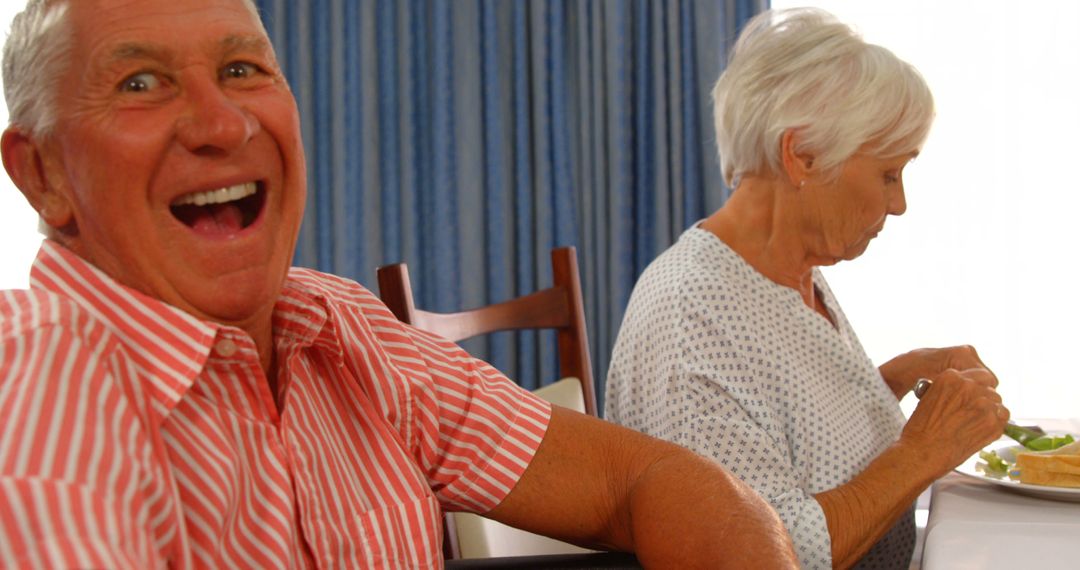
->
xmin=214 ymin=339 xmax=238 ymax=358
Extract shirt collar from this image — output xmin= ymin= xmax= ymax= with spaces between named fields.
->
xmin=30 ymin=240 xmax=219 ymax=423
xmin=273 ymin=270 xmax=345 ymax=366
xmin=28 ymin=241 xmax=347 ymax=421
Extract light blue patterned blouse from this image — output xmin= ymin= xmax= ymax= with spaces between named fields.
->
xmin=606 ymin=226 xmax=914 ymax=569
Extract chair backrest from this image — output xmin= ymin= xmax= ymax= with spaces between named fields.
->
xmin=376 ymin=246 xmax=597 ymax=560
xmin=376 ymin=246 xmax=596 ymax=416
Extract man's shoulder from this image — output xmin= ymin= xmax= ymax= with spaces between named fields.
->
xmin=283 ymin=267 xmax=401 ymax=323
xmin=0 ymin=288 xmax=126 ymax=391
xmin=0 ymin=288 xmax=108 ymax=341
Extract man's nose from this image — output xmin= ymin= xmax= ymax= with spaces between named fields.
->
xmin=175 ymin=79 xmax=259 ymax=154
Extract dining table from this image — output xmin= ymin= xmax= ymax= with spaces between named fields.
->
xmin=920 ymin=417 xmax=1080 ymax=570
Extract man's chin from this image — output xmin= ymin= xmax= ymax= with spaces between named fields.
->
xmin=175 ymin=280 xmax=282 ymax=330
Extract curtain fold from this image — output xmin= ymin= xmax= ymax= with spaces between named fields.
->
xmin=256 ymin=0 xmax=763 ymax=413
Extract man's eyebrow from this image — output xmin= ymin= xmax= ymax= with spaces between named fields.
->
xmin=221 ymin=34 xmax=273 ymax=55
xmin=104 ymin=42 xmax=171 ymax=65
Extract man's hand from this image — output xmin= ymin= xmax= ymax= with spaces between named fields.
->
xmin=878 ymin=345 xmax=997 ymax=399
xmin=484 ymin=406 xmax=798 ymax=569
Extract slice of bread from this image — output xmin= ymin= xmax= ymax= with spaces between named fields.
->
xmin=1016 ymin=440 xmax=1080 ymax=488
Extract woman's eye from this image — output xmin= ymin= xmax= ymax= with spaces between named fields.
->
xmin=119 ymin=72 xmax=161 ymax=93
xmin=884 ymin=172 xmax=899 ymax=184
xmin=222 ymin=61 xmax=260 ymax=80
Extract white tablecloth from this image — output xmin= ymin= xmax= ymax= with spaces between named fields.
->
xmin=921 ymin=418 xmax=1080 ymax=570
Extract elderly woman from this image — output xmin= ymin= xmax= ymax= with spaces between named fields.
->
xmin=605 ymin=8 xmax=1009 ymax=570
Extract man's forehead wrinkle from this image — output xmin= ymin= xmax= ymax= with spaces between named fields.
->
xmin=98 ymin=33 xmax=271 ymax=69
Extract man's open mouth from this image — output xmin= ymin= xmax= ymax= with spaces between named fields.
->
xmin=169 ymin=182 xmax=266 ymax=233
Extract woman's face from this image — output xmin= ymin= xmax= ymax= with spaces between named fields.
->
xmin=807 ymin=151 xmax=916 ymax=264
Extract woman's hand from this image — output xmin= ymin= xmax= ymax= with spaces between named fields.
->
xmin=899 ymin=367 xmax=1009 ymax=477
xmin=817 ymin=366 xmax=1007 ymax=568
xmin=878 ymin=345 xmax=997 ymax=399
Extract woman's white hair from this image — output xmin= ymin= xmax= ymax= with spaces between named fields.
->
xmin=3 ymin=0 xmax=264 ymax=138
xmin=712 ymin=7 xmax=934 ymax=187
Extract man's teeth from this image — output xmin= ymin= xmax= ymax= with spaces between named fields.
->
xmin=173 ymin=182 xmax=257 ymax=206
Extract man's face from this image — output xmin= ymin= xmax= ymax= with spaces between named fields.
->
xmin=39 ymin=0 xmax=305 ymax=329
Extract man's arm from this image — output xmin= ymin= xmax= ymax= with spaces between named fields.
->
xmin=484 ymin=406 xmax=798 ymax=569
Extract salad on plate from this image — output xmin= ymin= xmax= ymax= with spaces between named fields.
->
xmin=978 ymin=423 xmax=1080 ymax=488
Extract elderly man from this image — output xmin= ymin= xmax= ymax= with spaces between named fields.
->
xmin=0 ymin=0 xmax=796 ymax=568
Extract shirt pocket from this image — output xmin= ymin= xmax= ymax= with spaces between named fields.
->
xmin=347 ymin=494 xmax=443 ymax=569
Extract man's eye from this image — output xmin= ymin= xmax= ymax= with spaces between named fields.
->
xmin=222 ymin=61 xmax=260 ymax=80
xmin=119 ymin=72 xmax=161 ymax=93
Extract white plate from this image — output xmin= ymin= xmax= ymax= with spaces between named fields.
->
xmin=954 ymin=438 xmax=1080 ymax=503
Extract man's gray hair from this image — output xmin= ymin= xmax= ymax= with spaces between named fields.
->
xmin=3 ymin=0 xmax=265 ymax=138
xmin=3 ymin=0 xmax=70 ymax=137
xmin=712 ymin=7 xmax=935 ymax=187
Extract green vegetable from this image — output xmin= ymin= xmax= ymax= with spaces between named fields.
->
xmin=1023 ymin=434 xmax=1075 ymax=451
xmin=1004 ymin=423 xmax=1044 ymax=447
xmin=1003 ymin=424 xmax=1075 ymax=451
xmin=979 ymin=450 xmax=1009 ymax=474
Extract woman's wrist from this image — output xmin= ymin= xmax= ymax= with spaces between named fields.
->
xmin=890 ymin=433 xmax=951 ymax=484
xmin=816 ymin=439 xmax=940 ymax=567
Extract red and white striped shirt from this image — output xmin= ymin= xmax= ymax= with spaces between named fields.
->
xmin=0 ymin=240 xmax=551 ymax=569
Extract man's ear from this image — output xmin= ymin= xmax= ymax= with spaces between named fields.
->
xmin=1 ymin=126 xmax=74 ymax=230
xmin=779 ymin=128 xmax=815 ymax=189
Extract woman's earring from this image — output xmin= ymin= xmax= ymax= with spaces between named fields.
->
xmin=799 ymin=180 xmax=807 ymax=189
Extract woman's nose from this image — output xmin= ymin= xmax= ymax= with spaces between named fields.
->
xmin=889 ymin=183 xmax=908 ymax=216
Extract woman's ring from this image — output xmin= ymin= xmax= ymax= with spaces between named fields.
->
xmin=913 ymin=378 xmax=933 ymax=399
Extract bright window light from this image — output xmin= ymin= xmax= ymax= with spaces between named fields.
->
xmin=768 ymin=0 xmax=1080 ymax=419
xmin=0 ymin=2 xmax=42 ymax=290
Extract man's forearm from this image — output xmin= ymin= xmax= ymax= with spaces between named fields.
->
xmin=626 ymin=447 xmax=798 ymax=569
xmin=487 ymin=408 xmax=797 ymax=568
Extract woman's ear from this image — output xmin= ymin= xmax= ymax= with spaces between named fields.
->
xmin=2 ymin=127 xmax=74 ymax=230
xmin=779 ymin=128 xmax=816 ymax=189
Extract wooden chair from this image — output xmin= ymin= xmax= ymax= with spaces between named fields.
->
xmin=376 ymin=246 xmax=596 ymax=415
xmin=376 ymin=246 xmax=597 ymax=559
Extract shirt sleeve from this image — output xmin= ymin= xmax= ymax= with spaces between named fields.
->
xmin=0 ymin=322 xmax=164 ymax=569
xmin=393 ymin=323 xmax=552 ymax=515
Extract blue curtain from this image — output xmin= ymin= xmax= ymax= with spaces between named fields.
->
xmin=255 ymin=0 xmax=763 ymax=414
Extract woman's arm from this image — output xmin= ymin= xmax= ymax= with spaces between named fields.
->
xmin=486 ymin=406 xmax=799 ymax=569
xmin=816 ymin=367 xmax=1008 ymax=568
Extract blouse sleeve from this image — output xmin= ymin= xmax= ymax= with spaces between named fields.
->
xmin=609 ymin=288 xmax=834 ymax=568
xmin=663 ymin=375 xmax=832 ymax=568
